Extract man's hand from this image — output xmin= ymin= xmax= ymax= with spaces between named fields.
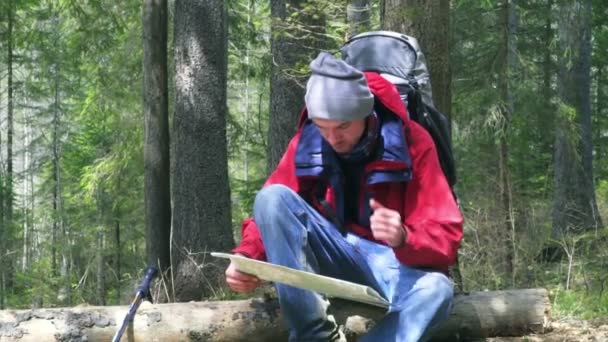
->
xmin=225 ymin=255 xmax=261 ymax=293
xmin=369 ymin=199 xmax=406 ymax=248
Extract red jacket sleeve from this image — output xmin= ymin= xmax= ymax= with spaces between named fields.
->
xmin=232 ymin=134 xmax=302 ymax=260
xmin=393 ymin=122 xmax=463 ymax=271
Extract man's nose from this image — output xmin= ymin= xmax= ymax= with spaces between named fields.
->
xmin=325 ymin=130 xmax=340 ymax=144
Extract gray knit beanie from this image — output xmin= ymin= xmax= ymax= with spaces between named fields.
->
xmin=305 ymin=52 xmax=374 ymax=121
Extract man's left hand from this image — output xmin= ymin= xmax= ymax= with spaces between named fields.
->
xmin=369 ymin=199 xmax=406 ymax=248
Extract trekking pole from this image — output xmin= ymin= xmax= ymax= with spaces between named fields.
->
xmin=111 ymin=266 xmax=158 ymax=342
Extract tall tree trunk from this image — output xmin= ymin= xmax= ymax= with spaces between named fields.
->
xmin=0 ymin=130 xmax=4 ymax=310
xmin=243 ymin=0 xmax=253 ymax=186
xmin=542 ymin=0 xmax=554 ymax=104
xmin=380 ymin=0 xmax=461 ymax=289
xmin=595 ymin=65 xmax=605 ymax=178
xmin=267 ymin=0 xmax=305 ymax=172
xmin=552 ymin=0 xmax=602 ymax=239
xmin=498 ymin=0 xmax=517 ymax=284
xmin=115 ymin=221 xmax=121 ymax=302
xmin=1 ymin=0 xmax=16 ymax=310
xmin=53 ymin=62 xmax=71 ymax=306
xmin=95 ymin=231 xmax=105 ymax=306
xmin=541 ymin=0 xmax=555 ymax=147
xmin=143 ymin=0 xmax=171 ymax=275
xmin=0 ymin=0 xmax=16 ymax=311
xmin=115 ymin=184 xmax=121 ymax=303
xmin=346 ymin=0 xmax=371 ymax=39
xmin=267 ymin=0 xmax=327 ymax=172
xmin=381 ymin=0 xmax=451 ymax=117
xmin=22 ymin=112 xmax=32 ymax=272
xmin=49 ymin=13 xmax=71 ymax=304
xmin=51 ymin=129 xmax=59 ymax=278
xmin=6 ymin=0 xmax=14 ymax=235
xmin=536 ymin=0 xmax=558 ymax=263
xmin=172 ymin=0 xmax=233 ymax=301
xmin=51 ymin=47 xmax=61 ymax=279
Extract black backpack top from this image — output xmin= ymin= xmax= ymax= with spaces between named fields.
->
xmin=341 ymin=31 xmax=457 ymax=187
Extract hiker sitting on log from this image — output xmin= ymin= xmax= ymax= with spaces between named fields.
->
xmin=224 ymin=52 xmax=463 ymax=342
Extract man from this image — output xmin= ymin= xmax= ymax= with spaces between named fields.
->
xmin=225 ymin=52 xmax=463 ymax=342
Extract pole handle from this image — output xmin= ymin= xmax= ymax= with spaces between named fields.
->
xmin=136 ymin=266 xmax=158 ymax=301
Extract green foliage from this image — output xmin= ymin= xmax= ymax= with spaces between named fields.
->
xmin=226 ymin=0 xmax=271 ymax=235
xmin=452 ymin=2 xmax=607 ymax=324
xmin=552 ymin=287 xmax=608 ymax=319
xmin=8 ymin=260 xmax=56 ymax=308
xmin=549 ymin=229 xmax=608 ymax=319
xmin=0 ymin=0 xmax=145 ymax=308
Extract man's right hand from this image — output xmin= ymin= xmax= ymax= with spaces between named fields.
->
xmin=225 ymin=257 xmax=260 ymax=293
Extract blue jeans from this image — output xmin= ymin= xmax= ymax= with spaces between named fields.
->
xmin=254 ymin=185 xmax=453 ymax=342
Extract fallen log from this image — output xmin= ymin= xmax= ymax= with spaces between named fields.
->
xmin=0 ymin=288 xmax=550 ymax=341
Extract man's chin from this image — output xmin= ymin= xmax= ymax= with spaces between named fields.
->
xmin=330 ymin=143 xmax=353 ymax=154
xmin=335 ymin=147 xmax=352 ymax=155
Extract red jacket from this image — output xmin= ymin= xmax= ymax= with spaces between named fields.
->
xmin=233 ymin=72 xmax=463 ymax=272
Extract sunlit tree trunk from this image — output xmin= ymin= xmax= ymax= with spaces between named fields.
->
xmin=48 ymin=8 xmax=72 ymax=305
xmin=50 ymin=10 xmax=61 ymax=280
xmin=497 ymin=0 xmax=517 ymax=284
xmin=594 ymin=66 xmax=605 ymax=178
xmin=243 ymin=0 xmax=253 ymax=186
xmin=95 ymin=230 xmax=105 ymax=306
xmin=6 ymin=0 xmax=14 ymax=244
xmin=22 ymin=112 xmax=32 ymax=272
xmin=51 ymin=111 xmax=59 ymax=277
xmin=114 ymin=200 xmax=121 ymax=303
xmin=21 ymin=97 xmax=36 ymax=276
xmin=143 ymin=0 xmax=171 ymax=275
xmin=0 ymin=0 xmax=17 ymax=311
xmin=172 ymin=0 xmax=233 ymax=301
xmin=0 ymin=133 xmax=4 ymax=310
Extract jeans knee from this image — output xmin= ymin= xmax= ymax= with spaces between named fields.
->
xmin=254 ymin=184 xmax=294 ymax=211
xmin=253 ymin=184 xmax=297 ymax=226
xmin=417 ymin=272 xmax=454 ymax=307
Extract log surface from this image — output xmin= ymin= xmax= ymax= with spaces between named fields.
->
xmin=0 ymin=288 xmax=550 ymax=341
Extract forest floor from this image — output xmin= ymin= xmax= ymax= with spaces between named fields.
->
xmin=486 ymin=316 xmax=608 ymax=341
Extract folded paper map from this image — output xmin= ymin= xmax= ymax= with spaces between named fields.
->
xmin=211 ymin=252 xmax=389 ymax=309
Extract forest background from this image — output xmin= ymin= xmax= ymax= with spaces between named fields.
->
xmin=0 ymin=0 xmax=606 ymax=326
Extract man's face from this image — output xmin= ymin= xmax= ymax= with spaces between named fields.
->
xmin=312 ymin=117 xmax=367 ymax=154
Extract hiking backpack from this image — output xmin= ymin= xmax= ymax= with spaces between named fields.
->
xmin=341 ymin=31 xmax=457 ymax=188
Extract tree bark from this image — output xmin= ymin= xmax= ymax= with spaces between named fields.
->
xmin=1 ymin=0 xmax=16 ymax=311
xmin=172 ymin=0 xmax=233 ymax=301
xmin=21 ymin=113 xmax=32 ymax=273
xmin=267 ymin=0 xmax=304 ymax=172
xmin=267 ymin=0 xmax=328 ymax=172
xmin=381 ymin=0 xmax=451 ymax=117
xmin=552 ymin=0 xmax=602 ymax=238
xmin=497 ymin=0 xmax=517 ymax=284
xmin=143 ymin=0 xmax=171 ymax=274
xmin=346 ymin=0 xmax=371 ymax=39
xmin=95 ymin=232 xmax=106 ymax=306
xmin=50 ymin=4 xmax=65 ymax=282
xmin=0 ymin=288 xmax=550 ymax=341
xmin=6 ymin=0 xmax=14 ymax=235
xmin=380 ymin=0 xmax=462 ymax=289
